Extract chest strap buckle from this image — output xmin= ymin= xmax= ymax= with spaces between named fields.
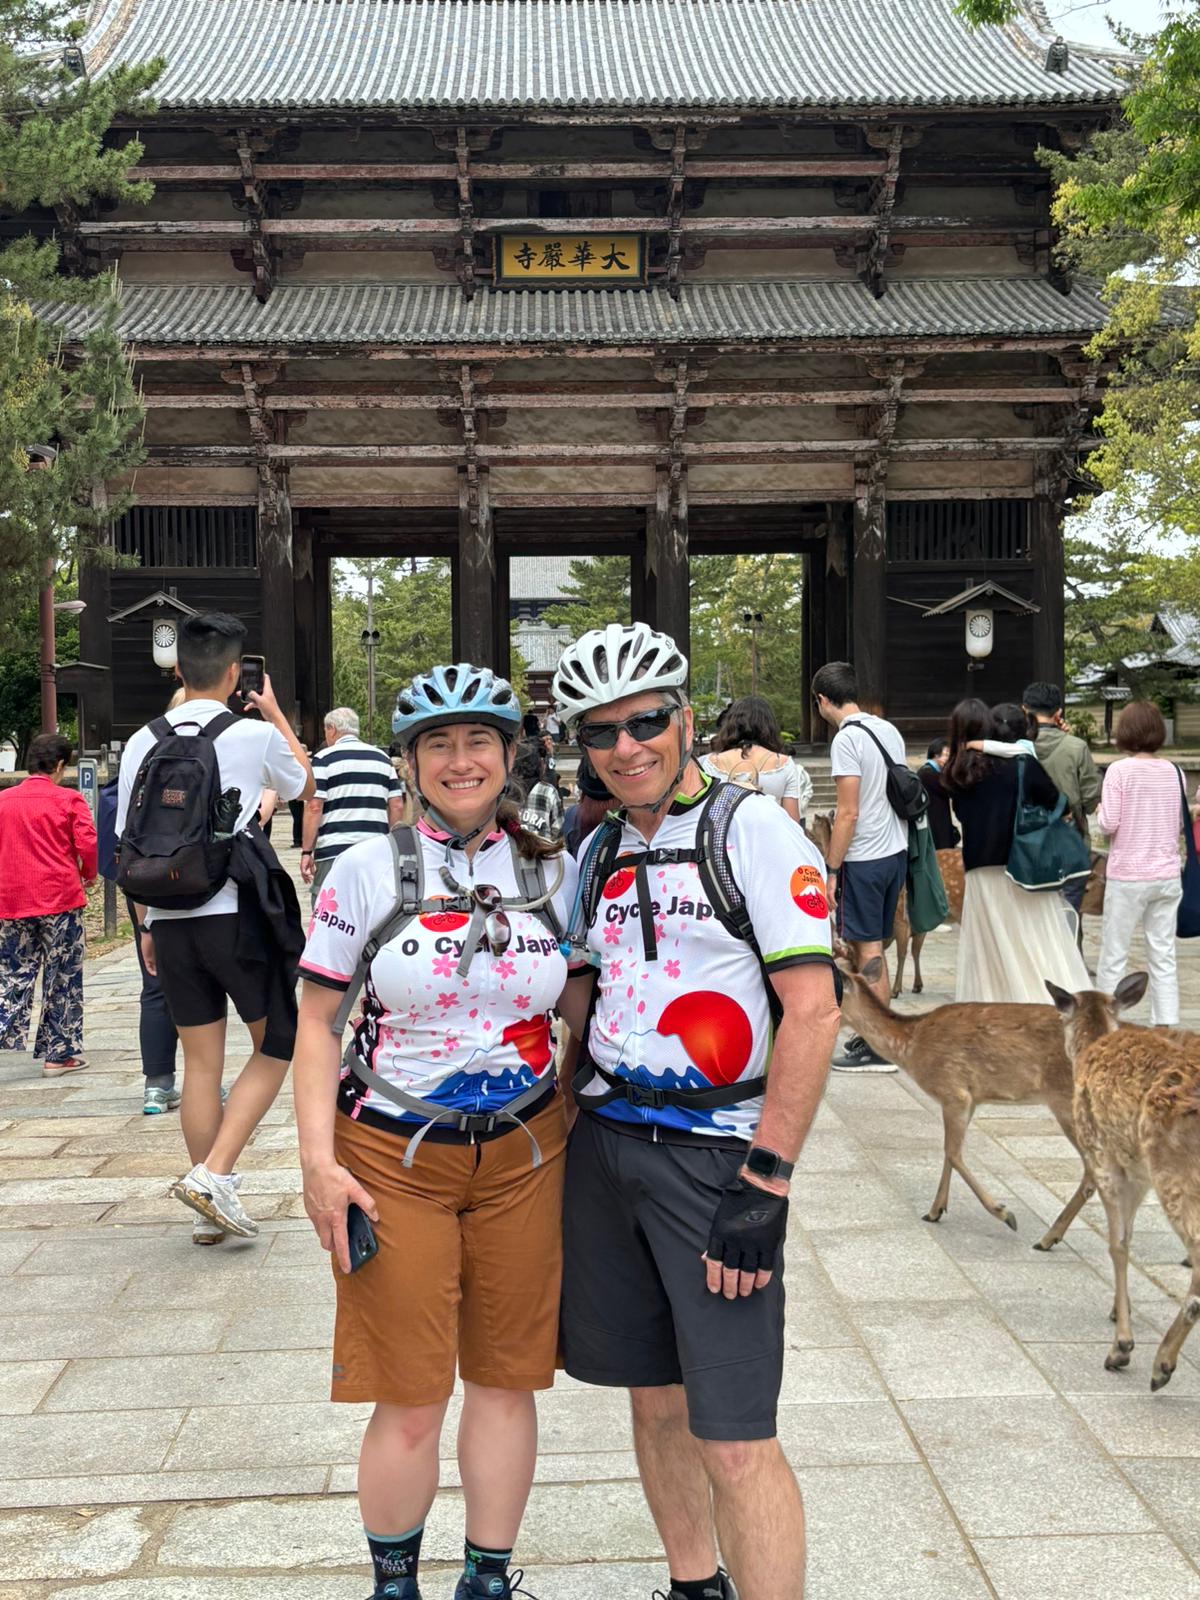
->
xmin=625 ymin=1083 xmax=669 ymax=1110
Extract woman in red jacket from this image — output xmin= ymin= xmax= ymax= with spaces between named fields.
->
xmin=0 ymin=733 xmax=98 ymax=1075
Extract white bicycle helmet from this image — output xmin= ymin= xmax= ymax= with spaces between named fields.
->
xmin=553 ymin=623 xmax=688 ymax=729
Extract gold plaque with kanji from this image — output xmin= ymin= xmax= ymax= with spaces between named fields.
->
xmin=496 ymin=234 xmax=645 ymax=286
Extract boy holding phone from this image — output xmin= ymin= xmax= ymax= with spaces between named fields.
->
xmin=117 ymin=612 xmax=314 ymax=1244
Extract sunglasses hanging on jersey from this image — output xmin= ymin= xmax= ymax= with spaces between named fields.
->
xmin=577 ymin=708 xmax=675 ymax=751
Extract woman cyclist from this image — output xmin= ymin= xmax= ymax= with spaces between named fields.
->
xmin=293 ymin=664 xmax=580 ymax=1600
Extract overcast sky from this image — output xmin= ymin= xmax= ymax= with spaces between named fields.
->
xmin=1041 ymin=0 xmax=1165 ymax=48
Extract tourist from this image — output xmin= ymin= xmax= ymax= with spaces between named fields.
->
xmin=701 ymin=693 xmax=811 ymax=823
xmin=562 ymin=752 xmax=610 ymax=857
xmin=553 ymin=622 xmax=839 ymax=1600
xmin=812 ymin=660 xmax=907 ymax=1071
xmin=1094 ymin=701 xmax=1184 ymax=1025
xmin=293 ymin=663 xmax=578 ymax=1600
xmin=300 ymin=707 xmax=404 ymax=903
xmin=1022 ymin=681 xmax=1101 ymax=928
xmin=918 ymin=737 xmax=960 ymax=850
xmin=514 ymin=738 xmax=564 ymax=841
xmin=943 ymin=698 xmax=1089 ymax=1003
xmin=117 ymin=612 xmax=313 ymax=1244
xmin=0 ymin=733 xmax=97 ymax=1076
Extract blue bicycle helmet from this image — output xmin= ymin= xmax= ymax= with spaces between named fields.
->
xmin=392 ymin=663 xmax=522 ymax=747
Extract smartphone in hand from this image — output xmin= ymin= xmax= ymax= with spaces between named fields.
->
xmin=346 ymin=1202 xmax=379 ymax=1273
xmin=239 ymin=654 xmax=266 ymax=698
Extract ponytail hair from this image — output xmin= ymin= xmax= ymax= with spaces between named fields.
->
xmin=497 ymin=795 xmax=565 ymax=861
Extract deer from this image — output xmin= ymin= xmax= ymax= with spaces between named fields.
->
xmin=1047 ymin=974 xmax=1200 ymax=1390
xmin=836 ymin=952 xmax=1095 ymax=1250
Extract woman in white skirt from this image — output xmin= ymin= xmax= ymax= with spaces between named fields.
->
xmin=943 ymin=699 xmax=1090 ymax=1004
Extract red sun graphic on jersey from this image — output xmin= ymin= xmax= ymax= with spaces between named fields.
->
xmin=419 ymin=910 xmax=470 ymax=932
xmin=602 ymin=867 xmax=636 ymax=900
xmin=790 ymin=864 xmax=828 ymax=919
xmin=502 ymin=1016 xmax=554 ymax=1076
xmin=656 ymin=992 xmax=752 ymax=1086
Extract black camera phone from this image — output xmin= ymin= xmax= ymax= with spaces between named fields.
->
xmin=239 ymin=654 xmax=266 ymax=698
xmin=346 ymin=1202 xmax=379 ymax=1273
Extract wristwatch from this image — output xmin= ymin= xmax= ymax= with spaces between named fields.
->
xmin=745 ymin=1146 xmax=794 ymax=1181
xmin=300 ymin=850 xmax=314 ymax=858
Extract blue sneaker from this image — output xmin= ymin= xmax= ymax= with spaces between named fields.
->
xmin=455 ymin=1572 xmax=538 ymax=1599
xmin=369 ymin=1582 xmax=421 ymax=1600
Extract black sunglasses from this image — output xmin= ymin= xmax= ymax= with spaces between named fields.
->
xmin=578 ymin=708 xmax=676 ymax=751
xmin=472 ymin=883 xmax=512 ymax=958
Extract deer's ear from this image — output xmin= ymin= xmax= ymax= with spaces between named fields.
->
xmin=860 ymin=956 xmax=884 ymax=983
xmin=1113 ymin=972 xmax=1149 ymax=1011
xmin=1044 ymin=981 xmax=1076 ymax=1017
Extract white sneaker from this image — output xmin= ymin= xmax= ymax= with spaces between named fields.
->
xmin=192 ymin=1214 xmax=226 ymax=1246
xmin=170 ymin=1163 xmax=258 ymax=1238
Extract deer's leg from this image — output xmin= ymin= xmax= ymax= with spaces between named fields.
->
xmin=924 ymin=1151 xmax=954 ymax=1225
xmin=912 ymin=932 xmax=924 ymax=995
xmin=1033 ymin=1101 xmax=1095 ymax=1252
xmin=928 ymin=1100 xmax=1017 ymax=1232
xmin=1150 ymin=1258 xmax=1200 ymax=1393
xmin=1098 ymin=1169 xmax=1149 ymax=1371
xmin=891 ymin=918 xmax=908 ymax=999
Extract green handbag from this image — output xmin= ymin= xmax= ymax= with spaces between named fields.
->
xmin=906 ymin=812 xmax=950 ymax=935
xmin=1006 ymin=756 xmax=1091 ymax=892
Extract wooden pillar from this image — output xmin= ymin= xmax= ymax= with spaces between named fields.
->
xmin=1029 ymin=494 xmax=1065 ymax=687
xmin=78 ymin=549 xmax=113 ymax=751
xmin=455 ymin=469 xmax=499 ymax=669
xmin=646 ymin=465 xmax=690 ymax=661
xmin=313 ymin=548 xmax=333 ymax=724
xmin=630 ymin=531 xmax=651 ymax=626
xmin=852 ymin=471 xmax=888 ymax=715
xmin=293 ymin=521 xmax=319 ymax=750
xmin=257 ymin=463 xmax=297 ymax=723
xmin=493 ymin=545 xmax=511 ymax=680
xmin=800 ymin=552 xmax=815 ymax=745
xmin=825 ymin=514 xmax=850 ymax=665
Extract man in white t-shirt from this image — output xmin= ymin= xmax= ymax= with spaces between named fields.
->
xmin=117 ymin=612 xmax=313 ymax=1240
xmin=813 ymin=659 xmax=906 ymax=1072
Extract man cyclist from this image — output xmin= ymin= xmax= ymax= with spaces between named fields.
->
xmin=553 ymin=623 xmax=840 ymax=1600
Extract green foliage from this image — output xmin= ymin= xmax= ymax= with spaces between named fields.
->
xmin=1 ymin=0 xmax=159 ymax=628
xmin=1065 ymin=709 xmax=1099 ymax=746
xmin=954 ymin=0 xmax=1018 ymax=23
xmin=541 ymin=556 xmax=630 ymax=634
xmin=331 ymin=559 xmax=454 ymax=739
xmin=0 ymin=576 xmax=78 ymax=757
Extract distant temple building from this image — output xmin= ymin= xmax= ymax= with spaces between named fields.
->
xmin=40 ymin=0 xmax=1125 ymax=745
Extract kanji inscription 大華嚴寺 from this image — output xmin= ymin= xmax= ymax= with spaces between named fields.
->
xmin=497 ymin=234 xmax=644 ymax=285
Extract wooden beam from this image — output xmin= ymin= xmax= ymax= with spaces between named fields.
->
xmin=455 ymin=126 xmax=478 ymax=299
xmin=134 ymin=157 xmax=894 ymax=184
xmin=852 ymin=356 xmax=907 ymax=712
xmin=138 ymin=381 xmax=1085 ymax=412
xmin=235 ymin=131 xmax=275 ymax=299
xmin=862 ymin=125 xmax=920 ymax=298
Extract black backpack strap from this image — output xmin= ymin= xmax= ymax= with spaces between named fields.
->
xmin=696 ymin=783 xmax=784 ymax=1029
xmin=200 ymin=710 xmax=240 ymax=741
xmin=511 ymin=843 xmax=565 ymax=945
xmin=330 ymin=825 xmax=424 ymax=1037
xmin=577 ymin=816 xmax=627 ymax=937
xmin=148 ymin=716 xmax=174 ymax=743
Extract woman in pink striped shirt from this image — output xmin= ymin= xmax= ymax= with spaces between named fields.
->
xmin=1095 ymin=701 xmax=1184 ymax=1025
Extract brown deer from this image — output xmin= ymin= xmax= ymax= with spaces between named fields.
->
xmin=837 ymin=953 xmax=1095 ymax=1250
xmin=1047 ymin=976 xmax=1200 ymax=1390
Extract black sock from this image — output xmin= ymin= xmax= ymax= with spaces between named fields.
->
xmin=366 ymin=1524 xmax=424 ymax=1587
xmin=464 ymin=1538 xmax=512 ymax=1579
xmin=670 ymin=1575 xmax=724 ymax=1600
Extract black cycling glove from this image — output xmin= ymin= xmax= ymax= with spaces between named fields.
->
xmin=705 ymin=1179 xmax=789 ymax=1275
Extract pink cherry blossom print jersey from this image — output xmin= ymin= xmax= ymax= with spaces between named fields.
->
xmin=578 ymin=783 xmax=834 ymax=1142
xmin=301 ymin=828 xmax=580 ymax=1124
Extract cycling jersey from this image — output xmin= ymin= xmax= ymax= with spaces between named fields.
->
xmin=578 ymin=781 xmax=833 ymax=1142
xmin=301 ymin=824 xmax=580 ymax=1124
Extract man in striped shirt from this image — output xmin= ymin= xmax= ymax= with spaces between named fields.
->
xmin=300 ymin=708 xmax=404 ymax=901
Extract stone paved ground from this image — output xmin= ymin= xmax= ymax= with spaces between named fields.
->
xmin=4 ymin=859 xmax=1200 ymax=1599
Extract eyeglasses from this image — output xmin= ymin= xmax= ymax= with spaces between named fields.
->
xmin=471 ymin=883 xmax=512 ymax=958
xmin=577 ymin=708 xmax=675 ymax=751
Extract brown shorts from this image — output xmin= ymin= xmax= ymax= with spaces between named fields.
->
xmin=330 ymin=1094 xmax=567 ymax=1407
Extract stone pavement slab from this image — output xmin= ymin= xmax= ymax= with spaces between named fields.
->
xmin=3 ymin=921 xmax=1200 ymax=1594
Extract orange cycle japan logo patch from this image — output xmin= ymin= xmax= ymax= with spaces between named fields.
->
xmin=790 ymin=864 xmax=828 ymax=919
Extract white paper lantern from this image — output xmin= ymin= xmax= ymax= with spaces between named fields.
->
xmin=965 ymin=608 xmax=994 ymax=659
xmin=152 ymin=618 xmax=179 ymax=670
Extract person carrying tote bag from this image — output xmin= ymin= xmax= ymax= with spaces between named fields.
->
xmin=1006 ymin=755 xmax=1092 ymax=894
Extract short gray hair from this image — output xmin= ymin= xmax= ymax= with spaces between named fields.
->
xmin=324 ymin=707 xmax=360 ymax=736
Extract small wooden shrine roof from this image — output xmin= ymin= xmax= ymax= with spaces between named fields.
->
xmin=43 ymin=277 xmax=1110 ymax=348
xmin=83 ymin=0 xmax=1125 ymax=113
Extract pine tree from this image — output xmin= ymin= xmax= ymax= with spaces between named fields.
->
xmin=1 ymin=0 xmax=160 ymax=625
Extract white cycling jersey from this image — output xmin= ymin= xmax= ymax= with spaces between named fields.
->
xmin=300 ymin=822 xmax=580 ymax=1122
xmin=578 ymin=780 xmax=834 ymax=1142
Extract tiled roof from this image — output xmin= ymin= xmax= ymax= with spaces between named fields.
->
xmin=83 ymin=0 xmax=1125 ymax=111
xmin=43 ymin=278 xmax=1110 ymax=346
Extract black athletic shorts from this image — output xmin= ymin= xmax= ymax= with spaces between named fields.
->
xmin=150 ymin=912 xmax=292 ymax=1059
xmin=561 ymin=1111 xmax=785 ymax=1441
